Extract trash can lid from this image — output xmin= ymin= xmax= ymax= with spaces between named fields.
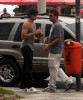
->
xmin=64 ymin=41 xmax=82 ymax=48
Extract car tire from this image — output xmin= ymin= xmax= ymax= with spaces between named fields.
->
xmin=0 ymin=59 xmax=20 ymax=86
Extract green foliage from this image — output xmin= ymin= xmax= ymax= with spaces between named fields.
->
xmin=0 ymin=87 xmax=23 ymax=99
xmin=0 ymin=88 xmax=14 ymax=95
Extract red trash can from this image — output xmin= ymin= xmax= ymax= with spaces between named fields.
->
xmin=64 ymin=41 xmax=82 ymax=74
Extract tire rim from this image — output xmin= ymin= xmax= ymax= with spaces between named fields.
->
xmin=0 ymin=64 xmax=14 ymax=82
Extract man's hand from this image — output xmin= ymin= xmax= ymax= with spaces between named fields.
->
xmin=34 ymin=29 xmax=42 ymax=35
xmin=44 ymin=37 xmax=48 ymax=44
xmin=43 ymin=44 xmax=50 ymax=51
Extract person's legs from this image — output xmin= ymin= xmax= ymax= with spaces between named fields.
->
xmin=20 ymin=45 xmax=33 ymax=89
xmin=48 ymin=53 xmax=61 ymax=86
xmin=43 ymin=53 xmax=61 ymax=92
xmin=58 ymin=68 xmax=73 ymax=84
xmin=57 ymin=56 xmax=74 ymax=91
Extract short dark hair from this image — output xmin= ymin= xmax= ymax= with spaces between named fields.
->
xmin=27 ymin=8 xmax=38 ymax=18
xmin=49 ymin=9 xmax=59 ymax=17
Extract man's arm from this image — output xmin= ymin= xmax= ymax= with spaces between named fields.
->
xmin=21 ymin=22 xmax=41 ymax=39
xmin=48 ymin=37 xmax=61 ymax=48
xmin=43 ymin=37 xmax=61 ymax=51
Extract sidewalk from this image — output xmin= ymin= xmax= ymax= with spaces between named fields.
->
xmin=21 ymin=90 xmax=83 ymax=100
xmin=3 ymin=87 xmax=83 ymax=100
xmin=2 ymin=77 xmax=83 ymax=100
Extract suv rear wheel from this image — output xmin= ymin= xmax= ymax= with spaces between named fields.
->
xmin=0 ymin=59 xmax=20 ymax=86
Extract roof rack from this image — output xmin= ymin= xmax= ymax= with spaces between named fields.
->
xmin=0 ymin=16 xmax=25 ymax=19
xmin=60 ymin=14 xmax=75 ymax=17
xmin=0 ymin=13 xmax=75 ymax=20
xmin=0 ymin=16 xmax=49 ymax=19
xmin=0 ymin=13 xmax=49 ymax=19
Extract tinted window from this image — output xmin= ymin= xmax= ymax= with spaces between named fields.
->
xmin=66 ymin=24 xmax=75 ymax=35
xmin=45 ymin=24 xmax=52 ymax=37
xmin=45 ymin=24 xmax=74 ymax=41
xmin=66 ymin=23 xmax=83 ymax=41
xmin=34 ymin=23 xmax=42 ymax=43
xmin=0 ymin=23 xmax=14 ymax=40
xmin=80 ymin=22 xmax=83 ymax=41
xmin=14 ymin=23 xmax=23 ymax=42
xmin=64 ymin=29 xmax=74 ymax=40
xmin=35 ymin=23 xmax=41 ymax=29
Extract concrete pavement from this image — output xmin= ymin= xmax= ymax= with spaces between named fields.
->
xmin=21 ymin=89 xmax=83 ymax=100
xmin=2 ymin=77 xmax=83 ymax=100
xmin=3 ymin=87 xmax=83 ymax=100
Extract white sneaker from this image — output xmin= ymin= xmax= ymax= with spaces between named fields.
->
xmin=20 ymin=88 xmax=27 ymax=92
xmin=42 ymin=86 xmax=56 ymax=93
xmin=26 ymin=87 xmax=39 ymax=93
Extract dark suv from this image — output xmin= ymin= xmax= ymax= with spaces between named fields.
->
xmin=0 ymin=16 xmax=82 ymax=87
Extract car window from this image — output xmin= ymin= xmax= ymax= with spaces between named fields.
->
xmin=45 ymin=24 xmax=52 ymax=37
xmin=66 ymin=24 xmax=75 ymax=35
xmin=0 ymin=23 xmax=14 ymax=40
xmin=35 ymin=23 xmax=41 ymax=29
xmin=14 ymin=23 xmax=23 ymax=42
xmin=64 ymin=29 xmax=75 ymax=40
xmin=45 ymin=24 xmax=74 ymax=41
xmin=79 ymin=22 xmax=83 ymax=41
xmin=35 ymin=23 xmax=42 ymax=43
xmin=66 ymin=23 xmax=83 ymax=41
